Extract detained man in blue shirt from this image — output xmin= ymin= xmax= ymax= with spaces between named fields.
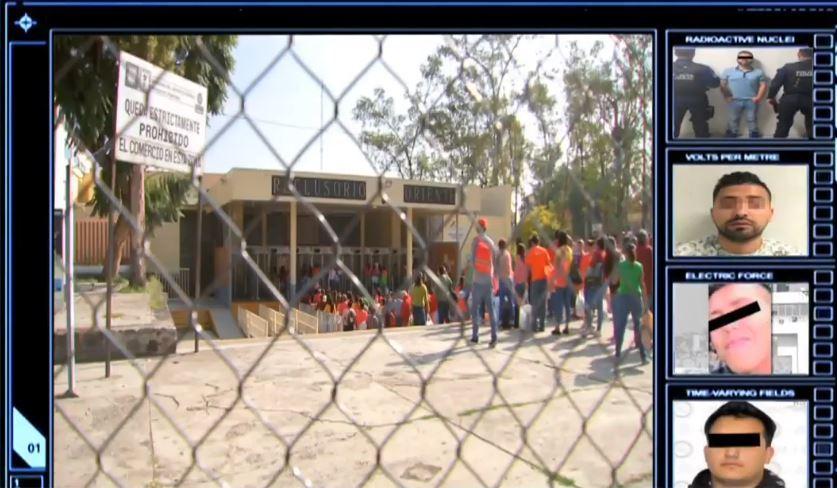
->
xmin=720 ymin=51 xmax=768 ymax=138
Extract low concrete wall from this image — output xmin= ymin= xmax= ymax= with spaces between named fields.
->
xmin=54 ymin=322 xmax=177 ymax=363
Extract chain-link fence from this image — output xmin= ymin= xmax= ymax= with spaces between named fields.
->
xmin=53 ymin=34 xmax=653 ymax=487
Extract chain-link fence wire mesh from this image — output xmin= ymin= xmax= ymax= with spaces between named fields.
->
xmin=52 ymin=34 xmax=653 ymax=487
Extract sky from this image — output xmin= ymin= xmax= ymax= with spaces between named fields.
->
xmin=202 ymin=34 xmax=627 ymax=192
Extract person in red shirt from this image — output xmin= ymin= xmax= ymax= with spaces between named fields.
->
xmin=525 ymin=234 xmax=551 ymax=332
xmin=428 ymin=290 xmax=438 ymax=324
xmin=356 ymin=302 xmax=369 ymax=329
xmin=456 ymin=276 xmax=468 ymax=321
xmin=635 ymin=230 xmax=653 ymax=311
xmin=400 ymin=290 xmax=413 ymax=326
xmin=336 ymin=294 xmax=348 ymax=316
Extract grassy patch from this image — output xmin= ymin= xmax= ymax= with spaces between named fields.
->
xmin=119 ymin=283 xmax=146 ymax=293
xmin=543 ymin=470 xmax=578 ymax=487
xmin=147 ymin=276 xmax=167 ymax=311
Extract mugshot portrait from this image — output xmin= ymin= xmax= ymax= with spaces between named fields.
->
xmin=672 ymin=165 xmax=809 ymax=257
xmin=672 ymin=282 xmax=810 ymax=375
xmin=672 ymin=47 xmax=812 ymax=139
xmin=672 ymin=400 xmax=808 ymax=488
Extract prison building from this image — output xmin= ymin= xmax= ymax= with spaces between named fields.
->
xmin=149 ymin=168 xmax=513 ymax=305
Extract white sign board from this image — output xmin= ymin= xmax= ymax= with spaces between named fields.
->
xmin=115 ymin=51 xmax=207 ymax=172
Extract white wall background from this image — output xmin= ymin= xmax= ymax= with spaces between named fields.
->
xmin=672 ymin=164 xmax=809 ymax=255
xmin=672 ymin=400 xmax=808 ymax=488
xmin=674 ymin=47 xmax=809 ymax=139
xmin=672 ymin=283 xmax=809 ymax=375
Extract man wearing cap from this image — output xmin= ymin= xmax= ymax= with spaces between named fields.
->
xmin=673 ymin=47 xmax=721 ymax=138
xmin=470 ymin=218 xmax=499 ymax=347
xmin=767 ymin=48 xmax=813 ymax=138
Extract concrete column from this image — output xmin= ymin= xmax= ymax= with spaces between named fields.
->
xmin=390 ymin=210 xmax=401 ymax=249
xmin=260 ymin=207 xmax=268 ymax=298
xmin=390 ymin=210 xmax=401 ymax=284
xmin=406 ymin=207 xmax=413 ymax=280
xmin=261 ymin=208 xmax=267 ymax=250
xmin=290 ymin=200 xmax=297 ymax=298
xmin=228 ymin=202 xmax=245 ymax=303
xmin=360 ymin=212 xmax=366 ymax=288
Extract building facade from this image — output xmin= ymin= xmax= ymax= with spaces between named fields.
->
xmin=150 ymin=168 xmax=513 ymax=304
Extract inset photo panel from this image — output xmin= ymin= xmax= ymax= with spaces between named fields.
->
xmin=672 ymin=165 xmax=808 ymax=257
xmin=672 ymin=282 xmax=810 ymax=375
xmin=672 ymin=400 xmax=808 ymax=488
xmin=672 ymin=46 xmax=812 ymax=140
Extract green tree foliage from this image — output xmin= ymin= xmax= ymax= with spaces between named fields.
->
xmin=54 ymin=35 xmax=237 ymax=284
xmin=516 ymin=205 xmax=561 ymax=246
xmin=553 ymin=36 xmax=653 ymax=233
xmin=353 ymin=34 xmax=652 ymax=239
xmin=355 ymin=35 xmax=533 ymax=188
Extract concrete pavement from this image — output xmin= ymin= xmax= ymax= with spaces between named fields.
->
xmin=54 ymin=320 xmax=654 ymax=487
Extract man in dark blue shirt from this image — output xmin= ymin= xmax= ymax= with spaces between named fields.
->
xmin=767 ymin=48 xmax=813 ymax=138
xmin=673 ymin=48 xmax=721 ymax=138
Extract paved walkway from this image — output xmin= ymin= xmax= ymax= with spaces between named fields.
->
xmin=54 ymin=320 xmax=653 ymax=487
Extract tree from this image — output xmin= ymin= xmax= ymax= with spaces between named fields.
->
xmin=354 ymin=35 xmax=539 ymax=189
xmin=516 ymin=204 xmax=561 ymax=246
xmin=542 ymin=35 xmax=652 ymax=234
xmin=54 ymin=35 xmax=237 ymax=285
xmin=351 ymin=34 xmax=652 ymax=236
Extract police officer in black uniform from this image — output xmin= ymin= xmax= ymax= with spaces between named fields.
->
xmin=767 ymin=47 xmax=813 ymax=138
xmin=673 ymin=47 xmax=721 ymax=138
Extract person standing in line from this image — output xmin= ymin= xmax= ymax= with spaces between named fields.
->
xmin=583 ymin=238 xmax=607 ymax=335
xmin=400 ymin=290 xmax=413 ymax=327
xmin=603 ymin=236 xmax=620 ymax=324
xmin=568 ymin=237 xmax=584 ymax=319
xmin=469 ymin=218 xmax=499 ymax=347
xmin=525 ymin=234 xmax=551 ymax=333
xmin=328 ymin=266 xmax=339 ymax=292
xmin=380 ymin=266 xmax=389 ymax=294
xmin=610 ymin=243 xmax=649 ymax=365
xmin=496 ymin=239 xmax=515 ymax=329
xmin=635 ymin=230 xmax=653 ymax=312
xmin=436 ymin=264 xmax=454 ymax=325
xmin=512 ymin=242 xmax=528 ymax=329
xmin=575 ymin=240 xmax=593 ymax=318
xmin=371 ymin=262 xmax=381 ymax=292
xmin=455 ymin=275 xmax=469 ymax=321
xmin=428 ymin=288 xmax=438 ymax=325
xmin=551 ymin=231 xmax=574 ymax=336
xmin=356 ymin=300 xmax=369 ymax=330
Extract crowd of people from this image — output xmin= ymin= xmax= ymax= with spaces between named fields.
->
xmin=270 ymin=217 xmax=654 ymax=365
xmin=466 ymin=218 xmax=654 ymax=364
xmin=292 ymin=270 xmax=455 ymax=331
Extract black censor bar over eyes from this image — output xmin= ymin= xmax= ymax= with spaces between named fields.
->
xmin=707 ymin=433 xmax=761 ymax=448
xmin=709 ymin=301 xmax=761 ymax=333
